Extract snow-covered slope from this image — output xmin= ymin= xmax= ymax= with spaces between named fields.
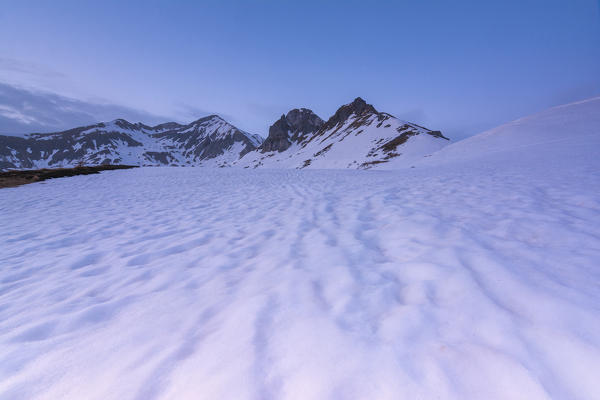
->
xmin=418 ymin=96 xmax=600 ymax=168
xmin=0 ymin=116 xmax=263 ymax=170
xmin=1 ymin=97 xmax=599 ymax=399
xmin=236 ymin=98 xmax=450 ymax=169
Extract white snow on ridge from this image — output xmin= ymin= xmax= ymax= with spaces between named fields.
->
xmin=0 ymin=98 xmax=599 ymax=399
xmin=246 ymin=132 xmax=264 ymax=148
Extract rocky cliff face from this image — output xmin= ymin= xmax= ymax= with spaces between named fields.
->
xmin=316 ymin=97 xmax=376 ymax=135
xmin=259 ymin=108 xmax=324 ymax=153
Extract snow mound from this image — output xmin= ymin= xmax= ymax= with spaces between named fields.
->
xmin=420 ymin=97 xmax=600 ymax=167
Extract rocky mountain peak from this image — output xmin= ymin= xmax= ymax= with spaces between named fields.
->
xmin=190 ymin=115 xmax=226 ymax=126
xmin=152 ymin=122 xmax=183 ymax=131
xmin=259 ymin=116 xmax=292 ymax=153
xmin=319 ymin=97 xmax=378 ymax=133
xmin=285 ymin=108 xmax=324 ymax=134
xmin=111 ymin=119 xmax=141 ymax=131
xmin=344 ymin=97 xmax=377 ymax=115
xmin=259 ymin=108 xmax=324 ymax=153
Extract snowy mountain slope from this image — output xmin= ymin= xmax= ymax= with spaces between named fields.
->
xmin=237 ymin=97 xmax=450 ymax=169
xmin=416 ymin=96 xmax=600 ymax=168
xmin=0 ymin=116 xmax=263 ymax=170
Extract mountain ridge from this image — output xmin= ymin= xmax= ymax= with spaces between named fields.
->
xmin=237 ymin=97 xmax=449 ymax=169
xmin=1 ymin=115 xmax=262 ymax=170
xmin=1 ymin=98 xmax=449 ymax=170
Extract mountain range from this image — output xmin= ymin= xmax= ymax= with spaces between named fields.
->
xmin=0 ymin=97 xmax=449 ymax=171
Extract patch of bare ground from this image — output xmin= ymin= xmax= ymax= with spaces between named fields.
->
xmin=0 ymin=165 xmax=137 ymax=189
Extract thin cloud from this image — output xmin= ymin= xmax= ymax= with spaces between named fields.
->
xmin=0 ymin=82 xmax=170 ymax=136
xmin=174 ymin=102 xmax=236 ymax=124
xmin=0 ymin=57 xmax=66 ymax=79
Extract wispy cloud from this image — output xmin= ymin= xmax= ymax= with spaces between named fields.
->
xmin=0 ymin=82 xmax=170 ymax=135
xmin=245 ymin=101 xmax=290 ymax=119
xmin=0 ymin=57 xmax=66 ymax=79
xmin=174 ymin=102 xmax=236 ymax=124
xmin=550 ymin=83 xmax=600 ymax=107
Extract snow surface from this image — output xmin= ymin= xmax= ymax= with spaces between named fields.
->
xmin=1 ymin=98 xmax=599 ymax=399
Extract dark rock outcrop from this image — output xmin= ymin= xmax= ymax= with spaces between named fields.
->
xmin=260 ymin=108 xmax=324 ymax=152
xmin=0 ymin=165 xmax=137 ymax=189
xmin=237 ymin=96 xmax=449 ymax=169
xmin=318 ymin=97 xmax=377 ymax=134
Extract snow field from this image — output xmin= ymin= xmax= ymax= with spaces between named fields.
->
xmin=1 ymin=163 xmax=599 ymax=399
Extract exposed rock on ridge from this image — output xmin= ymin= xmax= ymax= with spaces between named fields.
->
xmin=237 ymin=97 xmax=450 ymax=169
xmin=0 ymin=116 xmax=263 ymax=170
xmin=260 ymin=108 xmax=324 ymax=153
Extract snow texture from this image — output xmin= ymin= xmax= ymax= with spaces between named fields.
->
xmin=0 ymin=97 xmax=599 ymax=399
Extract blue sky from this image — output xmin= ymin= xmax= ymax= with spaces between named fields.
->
xmin=1 ymin=0 xmax=599 ymax=139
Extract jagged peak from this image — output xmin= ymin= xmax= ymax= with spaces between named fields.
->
xmin=95 ymin=119 xmax=143 ymax=132
xmin=318 ymin=97 xmax=378 ymax=133
xmin=110 ymin=118 xmax=136 ymax=127
xmin=175 ymin=115 xmax=263 ymax=149
xmin=343 ymin=97 xmax=377 ymax=115
xmin=258 ymin=107 xmax=324 ymax=153
xmin=285 ymin=108 xmax=324 ymax=128
xmin=285 ymin=107 xmax=317 ymax=118
xmin=189 ymin=114 xmax=227 ymax=125
xmin=151 ymin=121 xmax=183 ymax=131
xmin=111 ymin=118 xmax=130 ymax=124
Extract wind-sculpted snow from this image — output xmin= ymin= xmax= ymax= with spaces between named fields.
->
xmin=1 ymin=163 xmax=599 ymax=399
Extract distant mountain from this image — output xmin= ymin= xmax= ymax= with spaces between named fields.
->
xmin=236 ymin=97 xmax=449 ymax=169
xmin=0 ymin=97 xmax=449 ymax=171
xmin=0 ymin=116 xmax=263 ymax=170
